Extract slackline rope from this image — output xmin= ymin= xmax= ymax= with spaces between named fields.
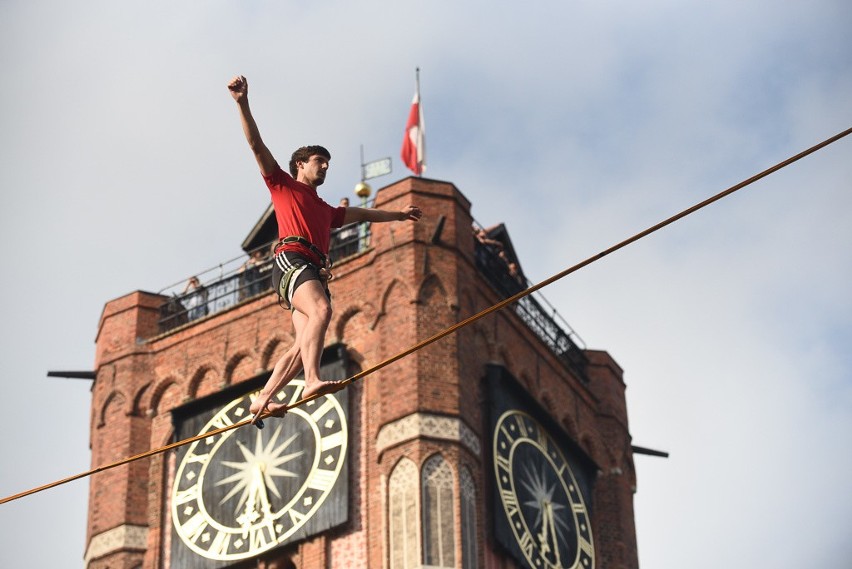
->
xmin=2 ymin=126 xmax=849 ymax=506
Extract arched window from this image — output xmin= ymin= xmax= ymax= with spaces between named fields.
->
xmin=422 ymin=454 xmax=455 ymax=567
xmin=389 ymin=458 xmax=419 ymax=569
xmin=460 ymin=466 xmax=478 ymax=569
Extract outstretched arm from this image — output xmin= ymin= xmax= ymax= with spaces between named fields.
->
xmin=228 ymin=75 xmax=276 ymax=177
xmin=343 ymin=205 xmax=422 ymax=225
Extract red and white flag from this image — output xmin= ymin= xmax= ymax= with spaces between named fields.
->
xmin=401 ymin=71 xmax=426 ymax=175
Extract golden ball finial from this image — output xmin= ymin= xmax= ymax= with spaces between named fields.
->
xmin=355 ymin=181 xmax=372 ymax=199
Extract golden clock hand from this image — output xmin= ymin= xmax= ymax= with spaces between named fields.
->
xmin=537 ymin=499 xmax=552 ymax=556
xmin=546 ymin=501 xmax=563 ymax=568
xmin=538 ymin=501 xmax=563 ymax=569
xmin=236 ymin=466 xmax=266 ymax=533
xmin=236 ymin=495 xmax=260 ymax=533
xmin=252 ymin=463 xmax=274 ymax=520
xmin=250 ymin=462 xmax=279 ymax=546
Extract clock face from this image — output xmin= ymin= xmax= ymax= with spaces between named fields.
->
xmin=493 ymin=410 xmax=594 ymax=569
xmin=170 ymin=380 xmax=348 ymax=562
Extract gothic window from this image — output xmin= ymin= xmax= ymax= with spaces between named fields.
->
xmin=421 ymin=454 xmax=456 ymax=568
xmin=460 ymin=466 xmax=478 ymax=569
xmin=389 ymin=458 xmax=419 ymax=569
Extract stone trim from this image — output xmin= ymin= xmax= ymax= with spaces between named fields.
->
xmin=84 ymin=524 xmax=148 ymax=566
xmin=376 ymin=413 xmax=481 ymax=457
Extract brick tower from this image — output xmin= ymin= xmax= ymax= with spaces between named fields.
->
xmin=85 ymin=176 xmax=639 ymax=568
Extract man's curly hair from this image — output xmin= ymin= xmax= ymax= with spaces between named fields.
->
xmin=289 ymin=145 xmax=331 ymax=177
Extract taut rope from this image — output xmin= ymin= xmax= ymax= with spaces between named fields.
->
xmin=1 ymin=126 xmax=849 ymax=506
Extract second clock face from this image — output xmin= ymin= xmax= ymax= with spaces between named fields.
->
xmin=493 ymin=409 xmax=594 ymax=569
xmin=170 ymin=380 xmax=348 ymax=562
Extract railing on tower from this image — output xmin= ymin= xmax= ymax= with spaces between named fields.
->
xmin=473 ymin=231 xmax=589 ymax=381
xmin=156 ymin=222 xmax=370 ymax=334
xmin=154 ymin=221 xmax=587 ymax=382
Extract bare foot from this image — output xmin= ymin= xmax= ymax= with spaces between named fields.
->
xmin=249 ymin=393 xmax=272 ymax=417
xmin=301 ymin=378 xmax=345 ymax=400
xmin=250 ymin=395 xmax=288 ymax=424
xmin=265 ymin=402 xmax=289 ymax=416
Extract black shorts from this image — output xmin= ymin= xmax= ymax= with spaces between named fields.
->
xmin=272 ymin=251 xmax=330 ymax=310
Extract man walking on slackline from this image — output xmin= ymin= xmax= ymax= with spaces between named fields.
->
xmin=228 ymin=75 xmax=422 ymax=424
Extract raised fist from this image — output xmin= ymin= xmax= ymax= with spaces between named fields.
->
xmin=227 ymin=75 xmax=248 ymax=102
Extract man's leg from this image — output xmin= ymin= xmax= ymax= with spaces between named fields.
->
xmin=289 ymin=279 xmax=345 ymax=399
xmin=249 ymin=343 xmax=302 ymax=422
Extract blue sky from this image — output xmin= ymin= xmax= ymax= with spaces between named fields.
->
xmin=1 ymin=1 xmax=850 ymax=567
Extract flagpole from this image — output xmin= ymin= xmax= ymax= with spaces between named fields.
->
xmin=415 ymin=67 xmax=421 ymax=177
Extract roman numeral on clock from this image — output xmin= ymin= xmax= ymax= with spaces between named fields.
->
xmin=499 ymin=425 xmax=515 ymax=445
xmin=185 ymin=451 xmax=210 ymax=464
xmin=209 ymin=413 xmax=234 ymax=431
xmin=307 ymin=468 xmax=337 ymax=491
xmin=516 ymin=416 xmax=529 ymax=438
xmin=289 ymin=508 xmax=307 ymax=525
xmin=207 ymin=530 xmax=231 ymax=557
xmin=310 ymin=399 xmax=336 ymax=422
xmin=495 ymin=454 xmax=511 ymax=474
xmin=519 ymin=531 xmax=535 ymax=557
xmin=249 ymin=525 xmax=273 ymax=550
xmin=501 ymin=489 xmax=519 ymax=517
xmin=535 ymin=426 xmax=549 ymax=449
xmin=286 ymin=385 xmax=303 ymax=406
xmin=320 ymin=431 xmax=345 ymax=452
xmin=173 ymin=485 xmax=199 ymax=506
xmin=182 ymin=512 xmax=209 ymax=543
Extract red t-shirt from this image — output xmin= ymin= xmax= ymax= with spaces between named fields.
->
xmin=263 ymin=165 xmax=346 ymax=265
